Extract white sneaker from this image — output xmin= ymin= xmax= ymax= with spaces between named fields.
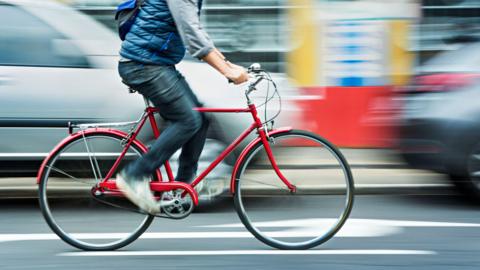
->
xmin=116 ymin=171 xmax=160 ymax=214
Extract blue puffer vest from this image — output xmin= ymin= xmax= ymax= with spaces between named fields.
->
xmin=120 ymin=0 xmax=202 ymax=65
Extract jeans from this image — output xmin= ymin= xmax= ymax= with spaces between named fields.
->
xmin=118 ymin=61 xmax=209 ymax=182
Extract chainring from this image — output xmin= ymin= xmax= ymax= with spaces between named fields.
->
xmin=159 ymin=189 xmax=194 ymax=219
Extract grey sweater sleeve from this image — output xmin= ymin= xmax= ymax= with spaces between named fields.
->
xmin=166 ymin=0 xmax=215 ymax=59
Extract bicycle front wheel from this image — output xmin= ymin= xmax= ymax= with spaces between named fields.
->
xmin=38 ymin=132 xmax=154 ymax=251
xmin=234 ymin=130 xmax=354 ymax=249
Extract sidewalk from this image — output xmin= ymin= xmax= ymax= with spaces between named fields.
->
xmin=341 ymin=149 xmax=451 ymax=192
xmin=324 ymin=148 xmax=450 ymax=194
xmin=0 ymin=149 xmax=452 ymax=199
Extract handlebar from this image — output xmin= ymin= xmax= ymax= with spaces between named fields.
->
xmin=245 ymin=63 xmax=266 ymax=98
xmin=227 ymin=63 xmax=268 ymax=103
xmin=242 ymin=63 xmax=282 ymax=124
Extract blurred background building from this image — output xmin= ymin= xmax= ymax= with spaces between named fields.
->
xmin=67 ymin=0 xmax=291 ymax=72
xmin=65 ymin=1 xmax=480 ymax=65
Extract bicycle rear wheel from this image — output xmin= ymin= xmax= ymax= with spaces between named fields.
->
xmin=38 ymin=132 xmax=154 ymax=251
xmin=234 ymin=129 xmax=354 ymax=249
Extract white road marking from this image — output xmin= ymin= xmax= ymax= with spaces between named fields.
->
xmin=2 ymin=219 xmax=478 ymax=243
xmin=202 ymin=218 xmax=480 ymax=228
xmin=0 ymin=226 xmax=395 ymax=243
xmin=354 ymin=184 xmax=451 ymax=188
xmin=58 ymin=249 xmax=437 ymax=257
xmin=0 ymin=234 xmax=60 ymax=242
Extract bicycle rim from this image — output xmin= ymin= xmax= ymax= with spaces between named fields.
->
xmin=234 ymin=130 xmax=354 ymax=249
xmin=38 ymin=133 xmax=154 ymax=251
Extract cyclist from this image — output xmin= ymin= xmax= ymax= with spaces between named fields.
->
xmin=116 ymin=0 xmax=249 ymax=213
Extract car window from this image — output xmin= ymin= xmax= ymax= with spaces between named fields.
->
xmin=0 ymin=4 xmax=90 ymax=68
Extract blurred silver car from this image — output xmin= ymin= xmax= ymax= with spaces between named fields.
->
xmin=0 ymin=0 xmax=298 ymax=188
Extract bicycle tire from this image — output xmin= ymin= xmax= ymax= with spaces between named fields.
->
xmin=38 ymin=131 xmax=154 ymax=251
xmin=234 ymin=129 xmax=354 ymax=250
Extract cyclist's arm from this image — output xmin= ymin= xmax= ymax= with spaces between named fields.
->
xmin=166 ymin=0 xmax=214 ymax=59
xmin=166 ymin=0 xmax=248 ymax=84
xmin=202 ymin=51 xmax=248 ymax=84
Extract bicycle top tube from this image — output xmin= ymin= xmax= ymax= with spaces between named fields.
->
xmin=146 ymin=106 xmax=253 ymax=113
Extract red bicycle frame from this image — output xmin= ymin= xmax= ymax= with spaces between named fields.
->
xmin=38 ymin=103 xmax=296 ymax=206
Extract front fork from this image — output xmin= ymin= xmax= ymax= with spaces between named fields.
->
xmin=258 ymin=128 xmax=297 ymax=193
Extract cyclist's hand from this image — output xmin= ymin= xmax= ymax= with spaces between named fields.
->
xmin=225 ymin=64 xmax=249 ymax=85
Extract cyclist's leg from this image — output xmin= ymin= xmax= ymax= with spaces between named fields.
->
xmin=175 ymin=72 xmax=210 ymax=182
xmin=125 ymin=69 xmax=202 ymax=175
xmin=117 ymin=62 xmax=202 ymax=211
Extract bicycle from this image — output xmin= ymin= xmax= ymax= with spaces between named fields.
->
xmin=37 ymin=64 xmax=354 ymax=251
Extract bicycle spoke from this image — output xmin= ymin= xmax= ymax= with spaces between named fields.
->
xmin=81 ymin=131 xmax=102 ymax=181
xmin=45 ymin=165 xmax=94 ymax=185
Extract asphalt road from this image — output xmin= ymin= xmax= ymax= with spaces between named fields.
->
xmin=0 ymin=194 xmax=479 ymax=270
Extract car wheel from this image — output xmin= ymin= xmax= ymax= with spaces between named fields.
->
xmin=449 ymin=141 xmax=480 ymax=201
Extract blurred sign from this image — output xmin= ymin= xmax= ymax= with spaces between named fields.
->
xmin=287 ymin=0 xmax=420 ymax=88
xmin=326 ymin=21 xmax=386 ymax=87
